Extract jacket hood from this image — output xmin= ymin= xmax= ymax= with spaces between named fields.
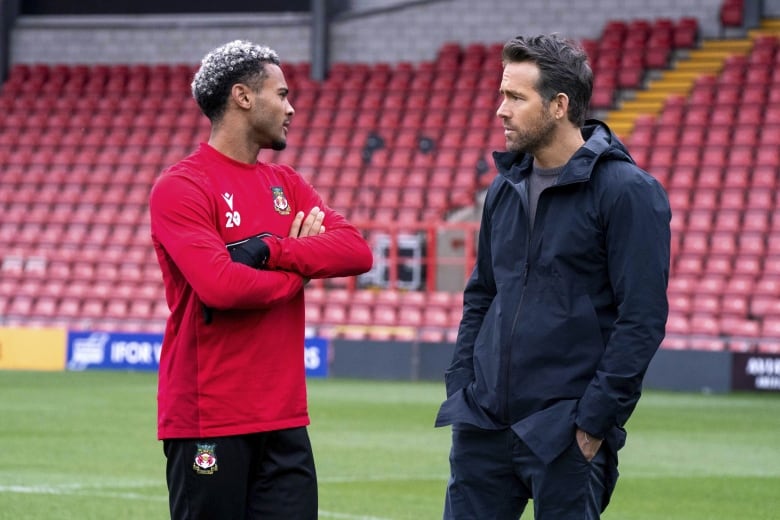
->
xmin=492 ymin=119 xmax=635 ymax=183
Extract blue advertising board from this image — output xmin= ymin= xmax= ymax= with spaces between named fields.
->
xmin=66 ymin=330 xmax=328 ymax=377
xmin=303 ymin=337 xmax=328 ymax=377
xmin=66 ymin=331 xmax=162 ymax=371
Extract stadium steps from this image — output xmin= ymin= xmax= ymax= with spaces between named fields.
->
xmin=749 ymin=17 xmax=780 ymax=36
xmin=605 ymin=37 xmax=754 ymax=137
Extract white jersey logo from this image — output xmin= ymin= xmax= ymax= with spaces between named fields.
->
xmin=222 ymin=192 xmax=234 ymax=210
xmin=222 ymin=193 xmax=241 ymax=228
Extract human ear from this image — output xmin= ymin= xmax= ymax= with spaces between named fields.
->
xmin=553 ymin=93 xmax=569 ymax=120
xmin=231 ymin=83 xmax=252 ymax=109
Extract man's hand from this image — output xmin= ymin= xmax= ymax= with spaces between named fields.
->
xmin=575 ymin=428 xmax=603 ymax=461
xmin=289 ymin=207 xmax=325 ymax=237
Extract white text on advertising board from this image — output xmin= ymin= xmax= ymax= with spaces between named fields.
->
xmin=110 ymin=340 xmax=163 ymax=365
xmin=746 ymin=357 xmax=780 ymax=390
xmin=304 ymin=346 xmax=321 ymax=370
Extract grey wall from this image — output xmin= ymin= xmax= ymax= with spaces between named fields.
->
xmin=766 ymin=0 xmax=780 ymax=16
xmin=330 ymin=339 xmax=452 ymax=381
xmin=643 ymin=349 xmax=732 ymax=393
xmin=10 ymin=0 xmax=727 ymax=65
xmin=329 ymin=339 xmax=745 ymax=394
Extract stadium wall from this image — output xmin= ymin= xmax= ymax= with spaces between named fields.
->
xmin=767 ymin=0 xmax=780 ymax=16
xmin=3 ymin=329 xmax=779 ymax=393
xmin=330 ymin=340 xmax=780 ymax=394
xmin=10 ymin=0 xmax=726 ymax=65
xmin=19 ymin=0 xmax=311 ymax=15
xmin=0 ymin=326 xmax=66 ymax=371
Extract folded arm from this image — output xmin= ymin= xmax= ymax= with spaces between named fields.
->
xmin=150 ymin=174 xmax=304 ymax=311
xmin=261 ymin=174 xmax=373 ymax=279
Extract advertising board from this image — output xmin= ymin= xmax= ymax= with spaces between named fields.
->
xmin=67 ymin=331 xmax=328 ymax=377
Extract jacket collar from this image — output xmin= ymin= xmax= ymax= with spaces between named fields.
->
xmin=492 ymin=119 xmax=634 ymax=184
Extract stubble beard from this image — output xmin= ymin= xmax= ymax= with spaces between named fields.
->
xmin=507 ymin=109 xmax=557 ymax=155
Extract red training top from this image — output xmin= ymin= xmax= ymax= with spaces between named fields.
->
xmin=149 ymin=143 xmax=373 ymax=439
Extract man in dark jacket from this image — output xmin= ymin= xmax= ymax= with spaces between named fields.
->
xmin=435 ymin=34 xmax=671 ymax=519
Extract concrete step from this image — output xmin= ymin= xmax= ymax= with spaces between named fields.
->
xmin=755 ymin=18 xmax=780 ymax=33
xmin=603 ymin=120 xmax=637 ymax=138
xmin=698 ymin=39 xmax=753 ymax=52
xmin=607 ymin=111 xmax=657 ymax=125
xmin=631 ymin=91 xmax=678 ymax=103
xmin=659 ymin=70 xmax=712 ymax=82
xmin=673 ymin=60 xmax=725 ymax=72
xmin=642 ymin=82 xmax=694 ymax=96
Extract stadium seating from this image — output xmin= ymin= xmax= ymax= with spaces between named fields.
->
xmin=625 ymin=28 xmax=780 ymax=352
xmin=3 ymin=12 xmax=780 ymax=351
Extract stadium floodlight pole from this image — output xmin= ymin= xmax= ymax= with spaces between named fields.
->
xmin=0 ymin=0 xmax=20 ymax=83
xmin=309 ymin=0 xmax=330 ymax=82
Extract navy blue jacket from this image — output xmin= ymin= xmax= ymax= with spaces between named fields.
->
xmin=436 ymin=120 xmax=671 ymax=464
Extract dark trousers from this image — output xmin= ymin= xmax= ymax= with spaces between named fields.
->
xmin=164 ymin=427 xmax=317 ymax=520
xmin=443 ymin=426 xmax=613 ymax=520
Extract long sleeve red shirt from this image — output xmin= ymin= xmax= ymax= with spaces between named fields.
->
xmin=149 ymin=143 xmax=373 ymax=439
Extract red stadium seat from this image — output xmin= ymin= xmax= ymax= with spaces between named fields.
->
xmin=713 ymin=209 xmax=741 ymax=232
xmin=721 ymin=164 xmax=750 ymax=188
xmin=372 ymin=304 xmax=397 ymax=327
xmin=347 ymin=304 xmax=373 ymax=326
xmin=680 ymin=232 xmax=708 ymax=255
xmin=719 ymin=189 xmax=745 ymax=210
xmin=686 ymin=209 xmax=714 ymax=232
xmin=721 ymin=293 xmax=748 ymax=315
xmin=662 ymin=335 xmax=690 ymax=350
xmin=721 ymin=315 xmax=761 ymax=338
xmin=689 ymin=313 xmax=719 ymax=336
xmin=322 ymin=303 xmax=347 ymax=325
xmin=742 ymin=209 xmax=770 ymax=233
xmin=757 ymin=341 xmax=780 ymax=354
xmin=692 ymin=294 xmax=722 ymax=314
xmin=689 ymin=337 xmax=726 ymax=351
xmin=732 ymin=256 xmax=762 ymax=278
xmin=719 ymin=0 xmax=744 ymax=27
xmin=397 ymin=306 xmax=423 ymax=327
xmin=699 ymin=276 xmax=729 ymax=296
xmin=709 ymin=232 xmax=738 ymax=256
xmin=674 ymin=17 xmax=699 ymax=48
xmin=751 ymin=166 xmax=778 ymax=189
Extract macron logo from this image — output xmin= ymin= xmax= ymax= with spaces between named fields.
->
xmin=222 ymin=193 xmax=234 ymax=211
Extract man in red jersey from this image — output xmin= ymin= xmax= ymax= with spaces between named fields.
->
xmin=149 ymin=40 xmax=373 ymax=519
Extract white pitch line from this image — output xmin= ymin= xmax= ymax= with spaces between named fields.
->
xmin=0 ymin=484 xmax=76 ymax=494
xmin=319 ymin=473 xmax=447 ymax=484
xmin=70 ymin=490 xmax=168 ymax=502
xmin=1 ymin=484 xmax=397 ymax=519
xmin=0 ymin=482 xmax=166 ymax=502
xmin=319 ymin=511 xmax=393 ymax=520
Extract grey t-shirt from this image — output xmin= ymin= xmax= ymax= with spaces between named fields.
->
xmin=528 ymin=163 xmax=563 ymax=231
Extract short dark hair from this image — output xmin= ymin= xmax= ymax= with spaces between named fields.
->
xmin=502 ymin=34 xmax=592 ymax=126
xmin=192 ymin=40 xmax=281 ymax=122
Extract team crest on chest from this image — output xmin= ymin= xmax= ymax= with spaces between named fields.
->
xmin=271 ymin=186 xmax=291 ymax=215
xmin=193 ymin=443 xmax=218 ymax=475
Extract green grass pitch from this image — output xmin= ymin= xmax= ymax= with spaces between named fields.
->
xmin=1 ymin=371 xmax=779 ymax=519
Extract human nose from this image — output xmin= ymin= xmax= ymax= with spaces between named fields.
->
xmin=496 ymin=98 xmax=508 ymax=119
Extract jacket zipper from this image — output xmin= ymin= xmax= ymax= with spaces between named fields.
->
xmin=496 ymin=155 xmax=594 ymax=423
xmin=504 ymin=260 xmax=529 ymax=424
xmin=502 ymin=177 xmax=532 ymax=424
